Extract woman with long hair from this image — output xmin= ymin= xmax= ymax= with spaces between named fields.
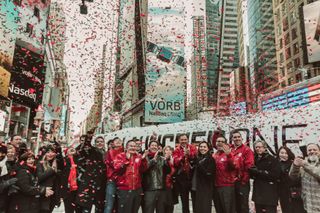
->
xmin=191 ymin=141 xmax=216 ymax=213
xmin=37 ymin=145 xmax=63 ymax=213
xmin=8 ymin=152 xmax=54 ymax=213
xmin=277 ymin=146 xmax=306 ymax=213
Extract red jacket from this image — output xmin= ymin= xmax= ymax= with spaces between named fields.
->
xmin=231 ymin=143 xmax=254 ymax=185
xmin=105 ymin=147 xmax=124 ymax=181
xmin=173 ymin=144 xmax=197 ymax=176
xmin=114 ymin=152 xmax=148 ymax=190
xmin=213 ymin=151 xmax=238 ymax=187
xmin=166 ymin=159 xmax=175 ymax=189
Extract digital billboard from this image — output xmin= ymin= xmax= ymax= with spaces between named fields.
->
xmin=261 ymin=83 xmax=320 ymax=111
xmin=9 ymin=45 xmax=45 ymax=108
xmin=145 ymin=1 xmax=186 ymax=123
xmin=303 ymin=1 xmax=320 ymax=63
xmin=0 ymin=0 xmax=19 ymax=94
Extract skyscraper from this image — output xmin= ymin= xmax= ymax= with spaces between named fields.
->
xmin=247 ymin=0 xmax=278 ymax=101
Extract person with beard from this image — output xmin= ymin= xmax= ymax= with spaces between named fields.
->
xmin=37 ymin=145 xmax=63 ymax=213
xmin=191 ymin=141 xmax=215 ymax=213
xmin=8 ymin=152 xmax=54 ymax=213
xmin=249 ymin=140 xmax=281 ymax=213
xmin=289 ymin=143 xmax=320 ymax=212
xmin=172 ymin=134 xmax=197 ymax=213
xmin=114 ymin=140 xmax=148 ymax=213
xmin=277 ymin=146 xmax=305 ymax=213
xmin=104 ymin=137 xmax=124 ymax=213
xmin=60 ymin=147 xmax=78 ymax=213
xmin=142 ymin=141 xmax=171 ymax=213
xmin=0 ymin=144 xmax=18 ymax=213
xmin=75 ymin=136 xmax=105 ymax=213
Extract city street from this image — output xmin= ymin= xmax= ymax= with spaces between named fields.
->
xmin=1 ymin=0 xmax=320 ymax=213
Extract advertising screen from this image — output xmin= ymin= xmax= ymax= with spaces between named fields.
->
xmin=145 ymin=1 xmax=186 ymax=123
xmin=9 ymin=45 xmax=45 ymax=107
xmin=0 ymin=0 xmax=19 ymax=94
xmin=303 ymin=1 xmax=320 ymax=63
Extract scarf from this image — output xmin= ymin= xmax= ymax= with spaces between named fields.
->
xmin=0 ymin=156 xmax=8 ymax=177
xmin=68 ymin=156 xmax=78 ymax=191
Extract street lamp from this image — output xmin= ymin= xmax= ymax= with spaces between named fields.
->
xmin=34 ymin=107 xmax=44 ymax=155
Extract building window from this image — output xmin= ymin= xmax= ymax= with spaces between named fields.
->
xmin=41 ymin=0 xmax=46 ymax=3
xmin=287 ymin=62 xmax=293 ymax=71
xmin=283 ymin=17 xmax=289 ymax=32
xmin=284 ymin=33 xmax=290 ymax=46
xmin=25 ymin=23 xmax=33 ymax=37
xmin=285 ymin=47 xmax=291 ymax=59
xmin=290 ymin=10 xmax=297 ymax=25
xmin=293 ymin=43 xmax=299 ymax=54
xmin=296 ymin=73 xmax=302 ymax=82
xmin=280 ymin=52 xmax=284 ymax=63
xmin=279 ymin=38 xmax=283 ymax=49
xmin=281 ymin=81 xmax=286 ymax=88
xmin=288 ymin=77 xmax=293 ymax=85
xmin=280 ymin=67 xmax=286 ymax=77
xmin=277 ymin=24 xmax=282 ymax=36
xmin=34 ymin=6 xmax=40 ymax=18
xmin=294 ymin=57 xmax=300 ymax=67
xmin=292 ymin=28 xmax=297 ymax=40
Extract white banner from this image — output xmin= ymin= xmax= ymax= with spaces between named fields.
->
xmin=98 ymin=104 xmax=320 ymax=156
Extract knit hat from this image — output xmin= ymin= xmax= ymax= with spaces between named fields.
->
xmin=20 ymin=151 xmax=35 ymax=162
xmin=44 ymin=145 xmax=56 ymax=154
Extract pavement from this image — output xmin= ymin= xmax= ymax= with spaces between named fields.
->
xmin=53 ymin=198 xmax=195 ymax=213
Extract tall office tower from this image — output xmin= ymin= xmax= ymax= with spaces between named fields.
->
xmin=191 ymin=16 xmax=208 ymax=116
xmin=248 ymin=0 xmax=278 ymax=107
xmin=273 ymin=0 xmax=320 ymax=88
xmin=216 ymin=0 xmax=239 ymax=115
xmin=205 ymin=0 xmax=222 ymax=108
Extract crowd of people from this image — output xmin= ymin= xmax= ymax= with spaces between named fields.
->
xmin=0 ymin=131 xmax=320 ymax=213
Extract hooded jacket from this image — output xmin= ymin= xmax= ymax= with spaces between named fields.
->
xmin=114 ymin=152 xmax=148 ymax=190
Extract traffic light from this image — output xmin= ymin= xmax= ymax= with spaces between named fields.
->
xmin=80 ymin=3 xmax=87 ymax=14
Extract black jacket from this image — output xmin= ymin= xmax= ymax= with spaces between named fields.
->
xmin=250 ymin=152 xmax=281 ymax=206
xmin=75 ymin=146 xmax=106 ymax=209
xmin=8 ymin=164 xmax=46 ymax=213
xmin=192 ymin=153 xmax=216 ymax=213
xmin=143 ymin=154 xmax=171 ymax=191
xmin=37 ymin=158 xmax=63 ymax=211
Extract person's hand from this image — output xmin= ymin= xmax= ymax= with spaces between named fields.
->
xmin=126 ymin=152 xmax=131 ymax=160
xmin=222 ymin=143 xmax=231 ymax=155
xmin=142 ymin=150 xmax=149 ymax=159
xmin=293 ymin=157 xmax=305 ymax=167
xmin=45 ymin=187 xmax=54 ymax=197
xmin=184 ymin=148 xmax=189 ymax=156
xmin=3 ymin=178 xmax=18 ymax=188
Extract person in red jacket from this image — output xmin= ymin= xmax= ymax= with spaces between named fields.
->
xmin=104 ymin=137 xmax=124 ymax=213
xmin=172 ymin=134 xmax=197 ymax=213
xmin=213 ymin=136 xmax=238 ymax=213
xmin=230 ymin=130 xmax=254 ymax=213
xmin=114 ymin=140 xmax=148 ymax=213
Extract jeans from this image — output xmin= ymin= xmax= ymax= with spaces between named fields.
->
xmin=235 ymin=182 xmax=250 ymax=213
xmin=104 ymin=181 xmax=117 ymax=213
xmin=117 ymin=188 xmax=142 ymax=213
